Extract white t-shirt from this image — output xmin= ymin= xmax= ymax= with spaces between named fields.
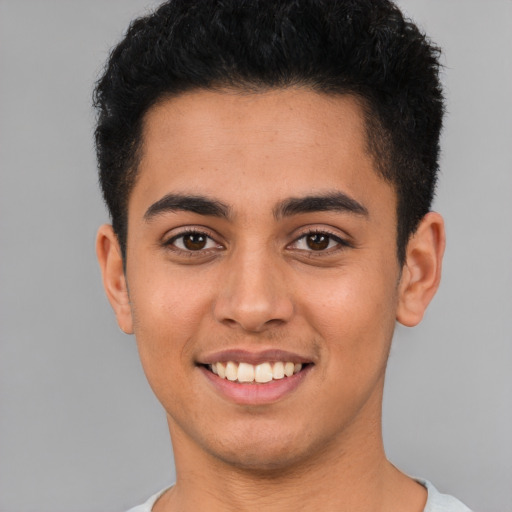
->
xmin=126 ymin=479 xmax=472 ymax=511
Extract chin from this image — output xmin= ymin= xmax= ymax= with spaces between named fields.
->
xmin=214 ymin=446 xmax=307 ymax=474
xmin=203 ymin=425 xmax=326 ymax=474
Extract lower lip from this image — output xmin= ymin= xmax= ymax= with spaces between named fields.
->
xmin=200 ymin=365 xmax=312 ymax=405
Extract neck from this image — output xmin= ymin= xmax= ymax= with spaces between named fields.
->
xmin=172 ymin=434 xmax=388 ymax=512
xmin=154 ymin=392 xmax=426 ymax=512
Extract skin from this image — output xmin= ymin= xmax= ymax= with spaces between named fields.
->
xmin=97 ymin=89 xmax=445 ymax=512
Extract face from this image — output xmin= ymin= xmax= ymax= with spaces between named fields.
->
xmin=116 ymin=89 xmax=405 ymax=470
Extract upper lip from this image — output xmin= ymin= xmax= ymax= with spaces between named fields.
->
xmin=199 ymin=349 xmax=313 ymax=366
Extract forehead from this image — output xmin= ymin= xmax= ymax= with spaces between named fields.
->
xmin=131 ymin=88 xmax=394 ymax=220
xmin=141 ymin=88 xmax=367 ymax=167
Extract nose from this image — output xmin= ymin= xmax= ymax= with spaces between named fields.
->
xmin=213 ymin=246 xmax=294 ymax=333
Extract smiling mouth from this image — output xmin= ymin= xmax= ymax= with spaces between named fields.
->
xmin=205 ymin=361 xmax=308 ymax=384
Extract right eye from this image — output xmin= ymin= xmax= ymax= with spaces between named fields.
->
xmin=168 ymin=231 xmax=220 ymax=252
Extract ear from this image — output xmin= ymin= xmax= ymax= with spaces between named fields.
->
xmin=96 ymin=224 xmax=134 ymax=334
xmin=396 ymin=212 xmax=446 ymax=327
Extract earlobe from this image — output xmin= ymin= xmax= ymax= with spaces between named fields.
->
xmin=96 ymin=224 xmax=134 ymax=334
xmin=396 ymin=212 xmax=445 ymax=327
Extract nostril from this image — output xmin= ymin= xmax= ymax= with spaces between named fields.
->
xmin=220 ymin=316 xmax=286 ymax=333
xmin=214 ymin=297 xmax=294 ymax=332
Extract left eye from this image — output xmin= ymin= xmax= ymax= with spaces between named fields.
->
xmin=170 ymin=232 xmax=219 ymax=251
xmin=293 ymin=232 xmax=344 ymax=251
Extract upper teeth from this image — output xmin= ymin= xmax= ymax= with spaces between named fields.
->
xmin=210 ymin=361 xmax=303 ymax=383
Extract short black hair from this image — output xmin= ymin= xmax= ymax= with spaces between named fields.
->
xmin=93 ymin=0 xmax=444 ymax=264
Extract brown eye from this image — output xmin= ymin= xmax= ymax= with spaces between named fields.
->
xmin=290 ymin=231 xmax=347 ymax=253
xmin=170 ymin=231 xmax=219 ymax=252
xmin=182 ymin=233 xmax=207 ymax=250
xmin=306 ymin=233 xmax=330 ymax=250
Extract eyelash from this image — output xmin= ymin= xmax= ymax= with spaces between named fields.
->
xmin=164 ymin=228 xmax=350 ymax=255
xmin=291 ymin=229 xmax=351 ymax=255
xmin=164 ymin=229 xmax=222 ymax=255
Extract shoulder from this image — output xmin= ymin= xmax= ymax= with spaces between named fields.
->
xmin=125 ymin=481 xmax=472 ymax=512
xmin=125 ymin=488 xmax=169 ymax=512
xmin=418 ymin=479 xmax=473 ymax=512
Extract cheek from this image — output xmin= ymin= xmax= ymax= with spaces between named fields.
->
xmin=127 ymin=271 xmax=209 ymax=413
xmin=300 ymin=264 xmax=399 ymax=355
xmin=127 ymin=266 xmax=214 ymax=363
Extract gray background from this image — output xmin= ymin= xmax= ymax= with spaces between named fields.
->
xmin=0 ymin=1 xmax=511 ymax=511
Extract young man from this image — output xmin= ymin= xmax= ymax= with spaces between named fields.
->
xmin=94 ymin=1 xmax=471 ymax=510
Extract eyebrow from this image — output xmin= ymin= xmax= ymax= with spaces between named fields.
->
xmin=273 ymin=192 xmax=368 ymax=219
xmin=143 ymin=191 xmax=368 ymax=222
xmin=144 ymin=193 xmax=231 ymax=221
